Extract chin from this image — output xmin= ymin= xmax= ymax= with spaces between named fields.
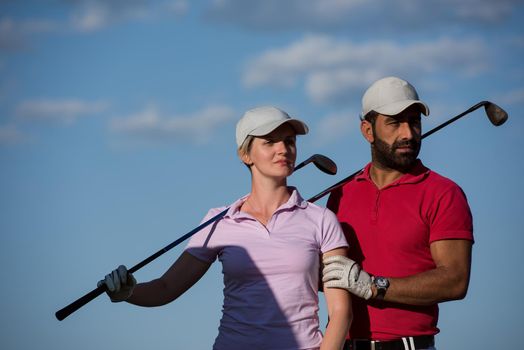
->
xmin=276 ymin=170 xmax=293 ymax=179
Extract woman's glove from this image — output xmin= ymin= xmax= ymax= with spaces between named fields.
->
xmin=98 ymin=265 xmax=137 ymax=302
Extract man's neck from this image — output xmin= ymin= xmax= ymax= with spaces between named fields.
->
xmin=369 ymin=161 xmax=406 ymax=189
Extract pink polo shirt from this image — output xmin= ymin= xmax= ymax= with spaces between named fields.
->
xmin=185 ymin=188 xmax=348 ymax=350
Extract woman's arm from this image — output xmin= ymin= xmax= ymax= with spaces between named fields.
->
xmin=127 ymin=251 xmax=211 ymax=307
xmin=320 ymin=248 xmax=352 ymax=350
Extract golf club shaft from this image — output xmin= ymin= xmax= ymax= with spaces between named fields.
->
xmin=308 ymin=100 xmax=505 ymax=203
xmin=420 ymin=101 xmax=487 ymax=139
xmin=55 ymin=156 xmax=326 ymax=321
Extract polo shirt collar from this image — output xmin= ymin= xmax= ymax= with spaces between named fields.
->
xmin=225 ymin=186 xmax=308 ymax=219
xmin=356 ymin=159 xmax=430 ymax=187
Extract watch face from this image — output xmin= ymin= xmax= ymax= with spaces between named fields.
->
xmin=375 ymin=277 xmax=389 ymax=288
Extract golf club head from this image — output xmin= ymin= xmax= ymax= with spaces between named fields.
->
xmin=310 ymin=154 xmax=337 ymax=175
xmin=484 ymin=102 xmax=508 ymax=126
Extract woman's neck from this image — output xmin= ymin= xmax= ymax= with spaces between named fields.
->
xmin=242 ymin=178 xmax=291 ymax=226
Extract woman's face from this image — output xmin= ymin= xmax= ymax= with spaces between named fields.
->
xmin=243 ymin=123 xmax=297 ymax=181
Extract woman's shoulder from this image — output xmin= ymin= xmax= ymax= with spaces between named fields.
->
xmin=200 ymin=205 xmax=230 ymax=223
xmin=302 ymin=200 xmax=339 ymax=222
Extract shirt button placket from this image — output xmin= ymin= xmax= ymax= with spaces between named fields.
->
xmin=371 ymin=189 xmax=380 ymax=224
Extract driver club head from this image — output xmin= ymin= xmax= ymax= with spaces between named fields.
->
xmin=484 ymin=102 xmax=508 ymax=126
xmin=310 ymin=154 xmax=337 ymax=175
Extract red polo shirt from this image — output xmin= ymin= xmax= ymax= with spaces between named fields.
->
xmin=327 ymin=160 xmax=473 ymax=340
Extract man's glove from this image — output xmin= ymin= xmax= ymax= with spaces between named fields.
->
xmin=322 ymin=255 xmax=373 ymax=300
xmin=97 ymin=265 xmax=137 ymax=302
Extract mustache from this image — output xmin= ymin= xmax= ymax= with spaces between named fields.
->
xmin=392 ymin=140 xmax=419 ymax=149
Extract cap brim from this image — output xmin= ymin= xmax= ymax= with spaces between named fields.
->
xmin=374 ymin=100 xmax=430 ymax=116
xmin=249 ymin=118 xmax=309 ymax=137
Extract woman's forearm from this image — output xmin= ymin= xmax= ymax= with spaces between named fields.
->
xmin=126 ymin=279 xmax=176 ymax=307
xmin=321 ymin=248 xmax=352 ymax=350
xmin=320 ymin=308 xmax=352 ymax=350
xmin=127 ymin=251 xmax=212 ymax=307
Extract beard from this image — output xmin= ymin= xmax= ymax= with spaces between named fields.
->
xmin=371 ymin=133 xmax=421 ymax=173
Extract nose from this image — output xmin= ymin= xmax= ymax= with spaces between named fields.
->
xmin=275 ymin=140 xmax=288 ymax=154
xmin=398 ymin=122 xmax=414 ymax=140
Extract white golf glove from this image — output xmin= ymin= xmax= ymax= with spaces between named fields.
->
xmin=322 ymin=255 xmax=373 ymax=300
xmin=97 ymin=265 xmax=137 ymax=302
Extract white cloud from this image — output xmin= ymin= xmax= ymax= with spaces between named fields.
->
xmin=0 ymin=125 xmax=28 ymax=145
xmin=305 ymin=69 xmax=380 ymax=105
xmin=207 ymin=0 xmax=521 ymax=30
xmin=70 ymin=0 xmax=189 ymax=32
xmin=15 ymin=99 xmax=108 ymax=123
xmin=507 ymin=36 xmax=524 ymax=49
xmin=167 ymin=0 xmax=190 ymax=16
xmin=1 ymin=1 xmax=189 ymax=46
xmin=313 ymin=110 xmax=357 ymax=145
xmin=0 ymin=17 xmax=57 ymax=50
xmin=207 ymin=0 xmax=370 ymax=30
xmin=110 ymin=105 xmax=235 ymax=145
xmin=499 ymin=88 xmax=524 ymax=106
xmin=71 ymin=3 xmax=110 ymax=32
xmin=244 ymin=35 xmax=489 ymax=105
xmin=454 ymin=0 xmax=517 ymax=22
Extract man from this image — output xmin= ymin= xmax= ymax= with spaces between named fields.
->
xmin=323 ymin=76 xmax=473 ymax=350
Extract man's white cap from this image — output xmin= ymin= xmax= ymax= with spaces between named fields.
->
xmin=236 ymin=106 xmax=309 ymax=147
xmin=361 ymin=76 xmax=430 ymax=118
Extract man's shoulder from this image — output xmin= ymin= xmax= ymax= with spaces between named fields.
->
xmin=425 ymin=167 xmax=463 ymax=190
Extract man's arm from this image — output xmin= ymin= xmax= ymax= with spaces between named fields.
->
xmin=377 ymin=239 xmax=472 ymax=305
xmin=323 ymin=239 xmax=472 ymax=305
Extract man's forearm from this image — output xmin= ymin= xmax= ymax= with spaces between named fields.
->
xmin=378 ymin=265 xmax=470 ymax=306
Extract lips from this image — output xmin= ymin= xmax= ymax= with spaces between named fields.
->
xmin=275 ymin=159 xmax=292 ymax=167
xmin=395 ymin=146 xmax=415 ymax=152
xmin=393 ymin=141 xmax=418 ymax=153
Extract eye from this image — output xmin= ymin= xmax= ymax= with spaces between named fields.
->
xmin=387 ymin=120 xmax=400 ymax=126
xmin=412 ymin=119 xmax=422 ymax=127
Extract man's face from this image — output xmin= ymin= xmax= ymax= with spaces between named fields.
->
xmin=370 ymin=105 xmax=422 ymax=172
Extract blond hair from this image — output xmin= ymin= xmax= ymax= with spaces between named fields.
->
xmin=237 ymin=135 xmax=255 ymax=169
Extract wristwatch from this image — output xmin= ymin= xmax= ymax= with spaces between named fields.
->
xmin=372 ymin=276 xmax=390 ymax=300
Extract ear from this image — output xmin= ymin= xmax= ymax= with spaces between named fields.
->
xmin=240 ymin=152 xmax=253 ymax=166
xmin=360 ymin=120 xmax=374 ymax=143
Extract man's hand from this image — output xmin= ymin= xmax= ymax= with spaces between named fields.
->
xmin=98 ymin=265 xmax=137 ymax=302
xmin=322 ymin=255 xmax=373 ymax=300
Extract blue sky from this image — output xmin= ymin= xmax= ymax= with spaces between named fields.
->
xmin=1 ymin=1 xmax=523 ymax=349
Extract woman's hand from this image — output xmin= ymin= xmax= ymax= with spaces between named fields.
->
xmin=98 ymin=265 xmax=137 ymax=302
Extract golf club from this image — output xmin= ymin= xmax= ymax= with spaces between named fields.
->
xmin=421 ymin=101 xmax=508 ymax=139
xmin=307 ymin=100 xmax=508 ymax=203
xmin=293 ymin=154 xmax=338 ymax=175
xmin=55 ymin=154 xmax=338 ymax=321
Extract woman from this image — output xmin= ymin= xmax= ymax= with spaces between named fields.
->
xmin=100 ymin=106 xmax=352 ymax=349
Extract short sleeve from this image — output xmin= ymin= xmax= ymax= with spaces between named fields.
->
xmin=184 ymin=207 xmax=227 ymax=263
xmin=320 ymin=207 xmax=349 ymax=253
xmin=429 ymin=184 xmax=474 ymax=243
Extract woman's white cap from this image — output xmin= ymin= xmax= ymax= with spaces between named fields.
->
xmin=236 ymin=106 xmax=309 ymax=147
xmin=361 ymin=76 xmax=430 ymax=118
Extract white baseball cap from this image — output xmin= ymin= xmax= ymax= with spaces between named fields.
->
xmin=236 ymin=106 xmax=309 ymax=147
xmin=361 ymin=76 xmax=430 ymax=118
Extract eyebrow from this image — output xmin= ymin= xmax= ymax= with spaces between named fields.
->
xmin=384 ymin=114 xmax=421 ymax=122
